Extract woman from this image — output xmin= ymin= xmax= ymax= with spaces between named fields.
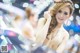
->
xmin=22 ymin=7 xmax=38 ymax=40
xmin=35 ymin=0 xmax=74 ymax=52
xmin=12 ymin=15 xmax=22 ymax=28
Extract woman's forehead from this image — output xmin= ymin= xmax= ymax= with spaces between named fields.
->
xmin=58 ymin=6 xmax=70 ymax=13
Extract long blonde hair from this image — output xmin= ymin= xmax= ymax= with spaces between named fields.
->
xmin=47 ymin=0 xmax=74 ymax=38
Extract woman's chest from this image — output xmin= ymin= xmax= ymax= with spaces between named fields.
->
xmin=49 ymin=29 xmax=64 ymax=41
xmin=43 ymin=29 xmax=65 ymax=49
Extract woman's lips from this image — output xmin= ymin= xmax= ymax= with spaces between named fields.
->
xmin=58 ymin=18 xmax=64 ymax=20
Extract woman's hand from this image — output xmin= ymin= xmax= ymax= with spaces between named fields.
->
xmin=44 ymin=11 xmax=51 ymax=20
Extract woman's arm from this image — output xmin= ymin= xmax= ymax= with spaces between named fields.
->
xmin=56 ymin=31 xmax=69 ymax=53
xmin=35 ymin=12 xmax=52 ymax=44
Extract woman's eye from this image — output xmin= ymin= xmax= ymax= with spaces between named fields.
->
xmin=58 ymin=10 xmax=62 ymax=13
xmin=64 ymin=12 xmax=68 ymax=15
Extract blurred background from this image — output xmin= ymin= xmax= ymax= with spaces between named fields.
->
xmin=0 ymin=0 xmax=80 ymax=53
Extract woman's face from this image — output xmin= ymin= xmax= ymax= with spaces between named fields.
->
xmin=30 ymin=11 xmax=38 ymax=22
xmin=55 ymin=6 xmax=71 ymax=24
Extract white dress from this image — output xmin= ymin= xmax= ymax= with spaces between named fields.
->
xmin=35 ymin=18 xmax=69 ymax=52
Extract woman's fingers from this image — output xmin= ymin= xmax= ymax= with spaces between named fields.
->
xmin=44 ymin=11 xmax=51 ymax=20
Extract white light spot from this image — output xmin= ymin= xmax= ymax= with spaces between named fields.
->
xmin=75 ymin=4 xmax=79 ymax=9
xmin=1 ymin=35 xmax=5 ymax=40
xmin=23 ymin=3 xmax=29 ymax=7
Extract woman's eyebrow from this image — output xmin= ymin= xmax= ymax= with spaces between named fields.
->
xmin=64 ymin=11 xmax=68 ymax=13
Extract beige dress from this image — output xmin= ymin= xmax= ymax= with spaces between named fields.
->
xmin=43 ymin=26 xmax=65 ymax=50
xmin=35 ymin=18 xmax=69 ymax=52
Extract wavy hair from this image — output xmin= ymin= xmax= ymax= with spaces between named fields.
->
xmin=47 ymin=0 xmax=74 ymax=39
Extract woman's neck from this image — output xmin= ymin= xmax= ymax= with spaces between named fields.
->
xmin=56 ymin=23 xmax=62 ymax=28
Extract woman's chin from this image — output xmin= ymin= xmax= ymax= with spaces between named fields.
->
xmin=57 ymin=19 xmax=65 ymax=24
xmin=57 ymin=21 xmax=64 ymax=24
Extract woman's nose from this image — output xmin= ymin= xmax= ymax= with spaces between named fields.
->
xmin=60 ymin=13 xmax=64 ymax=18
